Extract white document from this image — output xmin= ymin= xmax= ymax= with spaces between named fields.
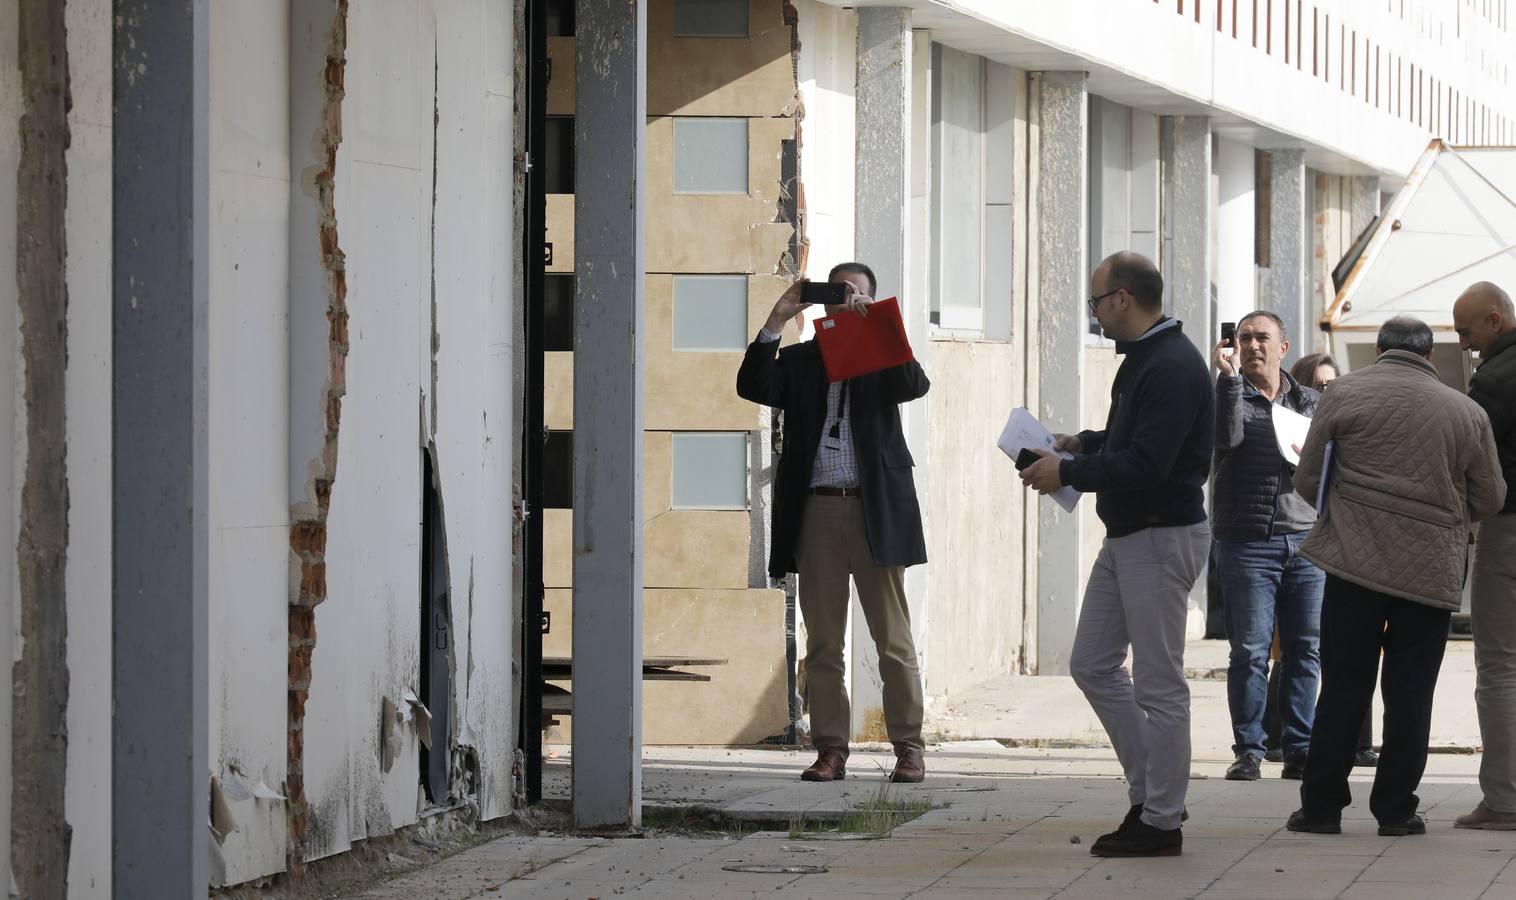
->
xmin=1271 ymin=404 xmax=1312 ymax=467
xmin=998 ymin=407 xmax=1081 ymax=513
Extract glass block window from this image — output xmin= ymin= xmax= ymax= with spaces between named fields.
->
xmin=673 ymin=118 xmax=748 ymax=194
xmin=672 ymin=433 xmax=748 ymax=509
xmin=673 ymin=0 xmax=748 ymax=37
xmin=672 ymin=276 xmax=748 ymax=350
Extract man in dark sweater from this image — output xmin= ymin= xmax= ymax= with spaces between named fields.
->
xmin=1453 ymin=282 xmax=1516 ymax=830
xmin=1210 ymin=311 xmax=1323 ymax=784
xmin=1021 ymin=251 xmax=1214 ymax=858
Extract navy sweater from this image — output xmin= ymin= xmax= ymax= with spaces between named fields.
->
xmin=1059 ymin=319 xmax=1215 ymax=538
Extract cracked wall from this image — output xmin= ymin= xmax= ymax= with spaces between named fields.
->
xmin=12 ymin=1 xmax=72 ymax=896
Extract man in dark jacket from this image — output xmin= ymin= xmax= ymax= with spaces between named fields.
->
xmin=1021 ymin=251 xmax=1214 ymax=857
xmin=1210 ymin=311 xmax=1324 ymax=783
xmin=736 ymin=262 xmax=930 ymax=784
xmin=1453 ymin=282 xmax=1516 ymax=830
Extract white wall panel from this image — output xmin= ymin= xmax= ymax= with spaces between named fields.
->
xmin=432 ymin=0 xmax=516 ymax=822
xmin=63 ymin=0 xmax=113 ymax=894
xmin=204 ymin=0 xmax=293 ymax=885
xmin=794 ymin=0 xmax=855 ymax=283
xmin=305 ymin=0 xmax=433 ymax=860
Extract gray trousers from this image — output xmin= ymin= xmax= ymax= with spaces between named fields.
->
xmin=1071 ymin=523 xmax=1210 ymax=830
xmin=1474 ymin=513 xmax=1516 ymax=813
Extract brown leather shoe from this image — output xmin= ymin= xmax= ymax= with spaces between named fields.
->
xmin=801 ymin=748 xmax=847 ymax=782
xmin=890 ymin=747 xmax=925 ymax=783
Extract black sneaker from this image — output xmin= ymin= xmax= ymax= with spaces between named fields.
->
xmin=1090 ymin=819 xmax=1182 ymax=857
xmin=1286 ymin=809 xmax=1342 ymax=834
xmin=1226 ymin=753 xmax=1262 ymax=781
xmin=1354 ymin=748 xmax=1379 ymax=768
xmin=1378 ymin=814 xmax=1426 ymax=836
xmin=1264 ymin=748 xmax=1284 ymax=763
xmin=1280 ymin=758 xmax=1306 ymax=780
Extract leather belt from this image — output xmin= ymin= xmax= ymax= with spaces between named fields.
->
xmin=809 ymin=486 xmax=862 ymax=498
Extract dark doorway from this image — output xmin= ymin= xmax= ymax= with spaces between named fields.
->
xmin=420 ymin=450 xmax=452 ymax=803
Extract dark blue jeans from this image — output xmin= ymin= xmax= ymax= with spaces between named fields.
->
xmin=1218 ymin=533 xmax=1324 ymax=760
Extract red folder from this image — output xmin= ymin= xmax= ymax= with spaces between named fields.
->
xmin=814 ymin=297 xmax=915 ymax=383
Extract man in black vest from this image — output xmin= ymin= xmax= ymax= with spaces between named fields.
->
xmin=737 ymin=262 xmax=930 ymax=784
xmin=1210 ymin=311 xmax=1324 ymax=784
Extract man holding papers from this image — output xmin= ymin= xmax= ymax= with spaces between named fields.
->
xmin=1209 ymin=312 xmax=1324 ymax=784
xmin=1020 ymin=252 xmax=1214 ymax=857
xmin=1287 ymin=316 xmax=1506 ymax=838
xmin=736 ymin=263 xmax=931 ymax=785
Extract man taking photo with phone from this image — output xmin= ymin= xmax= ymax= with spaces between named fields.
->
xmin=736 ymin=262 xmax=931 ymax=784
xmin=1210 ymin=312 xmax=1324 ymax=784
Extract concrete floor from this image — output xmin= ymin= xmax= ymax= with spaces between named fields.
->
xmin=345 ymin=640 xmax=1512 ymax=900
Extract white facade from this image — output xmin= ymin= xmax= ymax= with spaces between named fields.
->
xmin=2 ymin=1 xmax=518 ymax=892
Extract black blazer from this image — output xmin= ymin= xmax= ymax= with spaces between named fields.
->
xmin=737 ymin=337 xmax=930 ymax=579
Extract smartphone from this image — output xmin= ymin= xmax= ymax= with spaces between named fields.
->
xmin=1220 ymin=321 xmax=1237 ymax=347
xmin=1014 ymin=448 xmax=1042 ymax=471
xmin=801 ymin=281 xmax=849 ymax=305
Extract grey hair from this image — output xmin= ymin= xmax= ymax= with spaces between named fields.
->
xmin=1377 ymin=315 xmax=1434 ymax=357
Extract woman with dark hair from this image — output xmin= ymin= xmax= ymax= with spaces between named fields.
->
xmin=1290 ymin=353 xmax=1339 ymax=392
xmin=1263 ymin=351 xmax=1378 ymax=768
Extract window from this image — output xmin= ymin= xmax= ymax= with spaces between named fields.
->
xmin=543 ymin=274 xmax=574 ymax=352
xmin=545 ymin=0 xmax=574 ymax=36
xmin=1087 ymin=97 xmax=1161 ymax=337
xmin=671 ymin=433 xmax=748 ymax=509
xmin=673 ymin=0 xmax=748 ymax=37
xmin=929 ymin=43 xmax=986 ymax=332
xmin=672 ymin=276 xmax=748 ymax=351
xmin=542 ymin=431 xmax=574 ymax=509
xmin=673 ymin=118 xmax=748 ymax=194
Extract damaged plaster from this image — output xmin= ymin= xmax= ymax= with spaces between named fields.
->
xmin=12 ymin=0 xmax=73 ymax=895
xmin=286 ymin=0 xmax=349 ymax=877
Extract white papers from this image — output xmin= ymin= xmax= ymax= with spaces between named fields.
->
xmin=1271 ymin=403 xmax=1312 ymax=467
xmin=998 ymin=407 xmax=1081 ymax=513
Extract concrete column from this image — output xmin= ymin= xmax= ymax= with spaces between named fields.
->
xmin=1215 ymin=138 xmax=1256 ymax=326
xmin=112 ymin=1 xmax=211 ymax=896
xmin=1349 ymin=174 xmax=1381 ymax=239
xmin=851 ymin=6 xmax=920 ymax=735
xmin=1162 ymin=116 xmax=1213 ymax=361
xmin=571 ymin=0 xmax=646 ymax=829
xmin=1268 ymin=149 xmax=1310 ymax=365
xmin=1162 ymin=116 xmax=1211 ymax=638
xmin=1034 ymin=71 xmax=1087 ymax=676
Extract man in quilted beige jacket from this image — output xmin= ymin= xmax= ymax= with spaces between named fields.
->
xmin=1286 ymin=316 xmax=1507 ymax=838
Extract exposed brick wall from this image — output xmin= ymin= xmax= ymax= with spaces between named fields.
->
xmin=287 ymin=0 xmax=349 ymax=878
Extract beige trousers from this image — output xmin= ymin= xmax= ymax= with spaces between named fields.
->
xmin=1474 ymin=513 xmax=1516 ymax=813
xmin=796 ymin=494 xmax=924 ymax=757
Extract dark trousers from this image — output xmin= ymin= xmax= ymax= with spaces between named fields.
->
xmin=1300 ymin=575 xmax=1450 ymax=824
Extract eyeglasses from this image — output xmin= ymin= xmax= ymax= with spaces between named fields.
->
xmin=1088 ymin=288 xmax=1122 ymax=314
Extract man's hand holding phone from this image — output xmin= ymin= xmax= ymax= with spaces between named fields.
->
xmin=1213 ymin=321 xmax=1238 ymax=376
xmin=766 ymin=280 xmax=814 ymax=333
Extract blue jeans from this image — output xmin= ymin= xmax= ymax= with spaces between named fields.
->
xmin=1217 ymin=533 xmax=1324 ymax=760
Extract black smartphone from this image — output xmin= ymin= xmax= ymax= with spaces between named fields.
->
xmin=1014 ymin=448 xmax=1042 ymax=471
xmin=801 ymin=281 xmax=849 ymax=305
xmin=1220 ymin=321 xmax=1237 ymax=346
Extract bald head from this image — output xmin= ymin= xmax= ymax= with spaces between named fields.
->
xmin=1453 ymin=281 xmax=1516 ymax=354
xmin=1099 ymin=252 xmax=1164 ymax=311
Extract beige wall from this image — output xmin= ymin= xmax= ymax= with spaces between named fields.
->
xmin=924 ymin=340 xmax=1027 ymax=698
xmin=539 ymin=0 xmax=799 ymax=745
xmin=543 ymin=588 xmax=790 ymax=745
